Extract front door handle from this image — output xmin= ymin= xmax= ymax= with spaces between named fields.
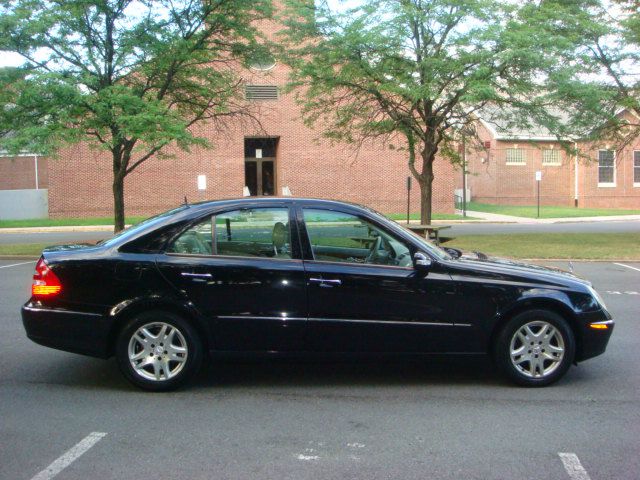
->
xmin=309 ymin=277 xmax=342 ymax=287
xmin=180 ymin=272 xmax=213 ymax=282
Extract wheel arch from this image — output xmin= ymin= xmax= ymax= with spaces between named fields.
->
xmin=489 ymin=297 xmax=583 ymax=360
xmin=106 ymin=297 xmax=210 ymax=357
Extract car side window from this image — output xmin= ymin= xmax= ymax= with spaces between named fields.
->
xmin=167 ymin=217 xmax=213 ymax=255
xmin=303 ymin=209 xmax=412 ymax=267
xmin=214 ymin=208 xmax=291 ymax=259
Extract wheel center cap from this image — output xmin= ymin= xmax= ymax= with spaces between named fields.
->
xmin=154 ymin=346 xmax=164 ymax=355
xmin=533 ymin=345 xmax=542 ymax=355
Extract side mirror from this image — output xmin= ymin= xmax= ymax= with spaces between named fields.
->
xmin=413 ymin=252 xmax=432 ymax=270
xmin=444 ymin=247 xmax=462 ymax=259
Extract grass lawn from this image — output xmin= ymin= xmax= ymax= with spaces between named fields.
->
xmin=467 ymin=201 xmax=640 ymax=219
xmin=445 ymin=233 xmax=640 ymax=260
xmin=0 ymin=216 xmax=148 ymax=229
xmin=0 ymin=243 xmax=56 ymax=256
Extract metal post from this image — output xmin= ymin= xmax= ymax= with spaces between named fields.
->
xmin=406 ymin=176 xmax=411 ymax=224
xmin=537 ymin=178 xmax=540 ymax=219
xmin=34 ymin=154 xmax=39 ymax=190
xmin=462 ymin=134 xmax=467 ymax=218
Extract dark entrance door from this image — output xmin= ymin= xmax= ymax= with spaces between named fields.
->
xmin=245 ymin=138 xmax=277 ymax=196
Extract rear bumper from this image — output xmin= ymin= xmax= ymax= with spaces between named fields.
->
xmin=575 ymin=309 xmax=614 ymax=362
xmin=22 ymin=302 xmax=112 ymax=358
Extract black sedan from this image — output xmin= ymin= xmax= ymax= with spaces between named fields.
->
xmin=22 ymin=198 xmax=614 ymax=390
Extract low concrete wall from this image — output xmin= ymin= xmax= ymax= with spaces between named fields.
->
xmin=0 ymin=189 xmax=49 ymax=220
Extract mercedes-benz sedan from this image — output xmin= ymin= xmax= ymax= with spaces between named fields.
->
xmin=22 ymin=198 xmax=613 ymax=390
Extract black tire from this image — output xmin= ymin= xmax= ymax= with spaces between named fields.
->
xmin=494 ymin=309 xmax=575 ymax=387
xmin=116 ymin=310 xmax=203 ymax=391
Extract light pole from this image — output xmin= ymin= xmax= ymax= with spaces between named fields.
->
xmin=459 ymin=125 xmax=475 ymax=218
xmin=461 ymin=134 xmax=467 ymax=218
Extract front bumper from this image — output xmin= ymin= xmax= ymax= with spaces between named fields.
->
xmin=575 ymin=309 xmax=614 ymax=362
xmin=22 ymin=302 xmax=112 ymax=358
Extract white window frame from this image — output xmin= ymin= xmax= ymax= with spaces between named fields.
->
xmin=505 ymin=148 xmax=526 ymax=166
xmin=542 ymin=149 xmax=561 ymax=166
xmin=634 ymin=151 xmax=640 ymax=187
xmin=597 ymin=149 xmax=616 ymax=187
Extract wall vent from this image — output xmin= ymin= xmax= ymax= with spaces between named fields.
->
xmin=245 ymin=85 xmax=279 ymax=101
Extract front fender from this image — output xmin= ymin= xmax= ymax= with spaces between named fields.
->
xmin=497 ymin=287 xmax=579 ymax=321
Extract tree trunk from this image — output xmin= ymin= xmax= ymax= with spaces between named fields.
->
xmin=112 ymin=175 xmax=125 ymax=233
xmin=419 ymin=156 xmax=435 ymax=225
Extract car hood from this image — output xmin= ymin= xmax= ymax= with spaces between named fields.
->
xmin=453 ymin=250 xmax=591 ymax=287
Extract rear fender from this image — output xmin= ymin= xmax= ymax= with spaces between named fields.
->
xmin=106 ymin=295 xmax=210 ymax=357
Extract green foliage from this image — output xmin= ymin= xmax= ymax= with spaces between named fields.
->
xmin=0 ymin=0 xmax=273 ymax=230
xmin=516 ymin=0 xmax=640 ymax=148
xmin=280 ymin=0 xmax=561 ymax=222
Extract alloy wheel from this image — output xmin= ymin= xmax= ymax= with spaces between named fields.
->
xmin=127 ymin=322 xmax=188 ymax=381
xmin=509 ymin=320 xmax=565 ymax=379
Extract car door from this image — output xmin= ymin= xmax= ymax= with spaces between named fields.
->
xmin=299 ymin=206 xmax=460 ymax=353
xmin=156 ymin=204 xmax=308 ymax=352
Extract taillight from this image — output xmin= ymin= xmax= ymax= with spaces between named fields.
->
xmin=32 ymin=257 xmax=62 ymax=298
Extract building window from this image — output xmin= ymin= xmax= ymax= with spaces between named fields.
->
xmin=245 ymin=84 xmax=278 ymax=101
xmin=248 ymin=51 xmax=276 ymax=71
xmin=598 ymin=150 xmax=615 ymax=186
xmin=542 ymin=149 xmax=561 ymax=166
xmin=634 ymin=151 xmax=640 ymax=186
xmin=505 ymin=148 xmax=525 ymax=165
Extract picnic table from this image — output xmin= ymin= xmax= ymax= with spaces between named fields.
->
xmin=404 ymin=224 xmax=451 ymax=246
xmin=349 ymin=236 xmax=377 ymax=247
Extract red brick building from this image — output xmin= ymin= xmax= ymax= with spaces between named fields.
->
xmin=464 ymin=110 xmax=640 ymax=209
xmin=41 ymin=10 xmax=456 ymax=220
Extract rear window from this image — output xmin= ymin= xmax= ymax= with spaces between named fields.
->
xmin=101 ymin=206 xmax=190 ymax=250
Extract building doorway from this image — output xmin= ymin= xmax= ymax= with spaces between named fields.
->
xmin=244 ymin=138 xmax=278 ymax=196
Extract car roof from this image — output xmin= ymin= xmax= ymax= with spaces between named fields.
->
xmin=186 ymin=197 xmax=368 ymax=211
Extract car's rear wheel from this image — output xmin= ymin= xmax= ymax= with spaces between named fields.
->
xmin=116 ymin=311 xmax=203 ymax=391
xmin=495 ymin=309 xmax=575 ymax=387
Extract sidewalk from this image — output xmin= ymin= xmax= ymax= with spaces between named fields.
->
xmin=464 ymin=210 xmax=640 ymax=224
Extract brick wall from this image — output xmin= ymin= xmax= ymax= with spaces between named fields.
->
xmin=47 ymin=16 xmax=455 ymax=219
xmin=0 ymin=155 xmax=49 ymax=190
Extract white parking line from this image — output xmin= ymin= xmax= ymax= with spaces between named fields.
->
xmin=559 ymin=452 xmax=591 ymax=480
xmin=0 ymin=260 xmax=36 ymax=269
xmin=30 ymin=432 xmax=107 ymax=480
xmin=614 ymin=262 xmax=640 ymax=273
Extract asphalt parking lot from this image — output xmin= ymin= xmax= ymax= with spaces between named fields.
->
xmin=0 ymin=259 xmax=638 ymax=480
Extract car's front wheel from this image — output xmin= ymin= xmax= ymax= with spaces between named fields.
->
xmin=495 ymin=309 xmax=575 ymax=387
xmin=116 ymin=311 xmax=203 ymax=391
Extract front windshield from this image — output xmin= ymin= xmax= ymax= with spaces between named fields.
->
xmin=98 ymin=205 xmax=190 ymax=247
xmin=403 ymin=227 xmax=452 ymax=260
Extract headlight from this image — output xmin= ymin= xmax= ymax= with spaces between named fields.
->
xmin=588 ymin=285 xmax=608 ymax=311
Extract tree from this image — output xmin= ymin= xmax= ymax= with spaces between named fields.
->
xmin=0 ymin=0 xmax=273 ymax=232
xmin=522 ymin=0 xmax=639 ymax=149
xmin=282 ymin=0 xmax=553 ymax=223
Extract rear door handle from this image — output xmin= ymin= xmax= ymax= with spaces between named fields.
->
xmin=309 ymin=277 xmax=342 ymax=287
